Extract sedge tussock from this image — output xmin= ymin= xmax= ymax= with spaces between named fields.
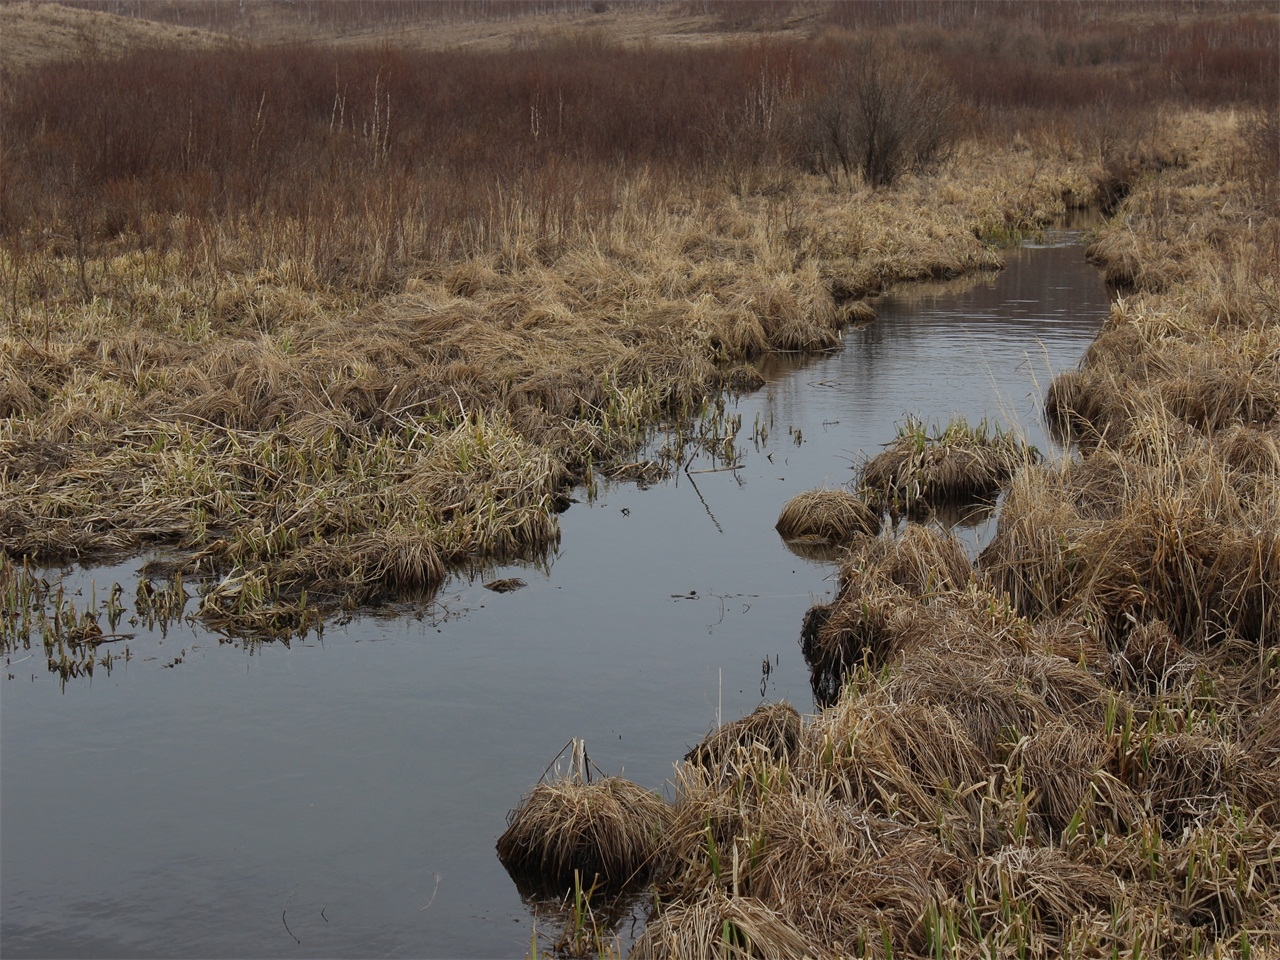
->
xmin=629 ymin=890 xmax=824 ymax=960
xmin=882 ymin=643 xmax=1115 ymax=764
xmin=736 ymin=793 xmax=960 ymax=958
xmin=774 ymin=489 xmax=880 ymax=545
xmin=807 ymin=696 xmax=990 ymax=838
xmin=1165 ymin=809 xmax=1280 ymax=940
xmin=836 ymin=523 xmax=974 ymax=599
xmin=979 ymin=439 xmax=1280 ymax=646
xmin=496 ymin=776 xmax=670 ymax=894
xmin=1007 ymin=720 xmax=1144 ymax=842
xmin=1214 ymin=423 xmax=1280 ymax=478
xmin=971 ymin=846 xmax=1121 ymax=941
xmin=799 ymin=534 xmax=973 ymax=703
xmin=684 ymin=702 xmax=802 ymax=771
xmin=800 ymin=588 xmax=907 ymax=706
xmin=860 ymin=415 xmax=1040 ymax=515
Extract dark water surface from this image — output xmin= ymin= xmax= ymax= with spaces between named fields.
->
xmin=1 ymin=231 xmax=1113 ymax=958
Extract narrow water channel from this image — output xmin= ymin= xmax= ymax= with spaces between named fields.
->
xmin=0 ymin=228 xmax=1113 ymax=958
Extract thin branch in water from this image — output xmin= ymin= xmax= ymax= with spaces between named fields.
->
xmin=683 ymin=471 xmax=723 ymax=534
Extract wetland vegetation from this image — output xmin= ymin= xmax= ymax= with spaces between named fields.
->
xmin=2 ymin=1 xmax=1278 ymax=957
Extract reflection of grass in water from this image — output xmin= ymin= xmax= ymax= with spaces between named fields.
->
xmin=1 ymin=556 xmax=141 ymax=685
xmin=874 ymin=266 xmax=1002 ymax=306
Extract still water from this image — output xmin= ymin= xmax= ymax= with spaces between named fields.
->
xmin=1 ymin=230 xmax=1112 ymax=958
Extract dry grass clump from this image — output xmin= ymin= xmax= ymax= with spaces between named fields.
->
xmin=860 ymin=416 xmax=1041 ymax=516
xmin=838 ymin=522 xmax=974 ymax=599
xmin=800 ymin=587 xmax=906 ymax=707
xmin=634 ymin=626 xmax=1280 ymax=958
xmin=629 ymin=890 xmax=821 ymax=960
xmin=883 ymin=642 xmax=1114 ymax=763
xmin=774 ymin=489 xmax=880 ymax=546
xmin=799 ymin=526 xmax=973 ymax=701
xmin=1085 ymin=228 xmax=1189 ymax=294
xmin=1109 ymin=619 xmax=1200 ymax=695
xmin=1214 ymin=423 xmax=1280 ymax=476
xmin=970 ymin=846 xmax=1121 ymax=940
xmin=496 ymin=774 xmax=670 ymax=894
xmin=744 ymin=797 xmax=958 ymax=957
xmin=979 ymin=439 xmax=1280 ymax=647
xmin=657 ymin=739 xmax=966 ymax=957
xmin=1008 ymin=720 xmax=1144 ymax=841
xmin=684 ymin=702 xmax=801 ymax=771
xmin=809 ymin=694 xmax=992 ymax=852
xmin=1128 ymin=732 xmax=1280 ymax=838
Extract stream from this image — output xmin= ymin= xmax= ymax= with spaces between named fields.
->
xmin=1 ymin=224 xmax=1113 ymax=958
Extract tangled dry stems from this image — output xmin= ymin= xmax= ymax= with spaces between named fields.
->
xmin=684 ymin=702 xmax=802 ymax=772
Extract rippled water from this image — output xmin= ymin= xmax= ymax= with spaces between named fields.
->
xmin=1 ymin=229 xmax=1112 ymax=958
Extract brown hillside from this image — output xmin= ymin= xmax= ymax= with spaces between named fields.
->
xmin=0 ymin=1 xmax=227 ymax=72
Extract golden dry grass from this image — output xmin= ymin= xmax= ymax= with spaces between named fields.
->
xmin=799 ymin=525 xmax=973 ymax=701
xmin=6 ymin=9 xmax=1279 ymax=950
xmin=684 ymin=702 xmax=802 ymax=772
xmin=859 ymin=415 xmax=1042 ymax=516
xmin=0 ymin=134 xmax=1091 ymax=634
xmin=628 ymin=583 xmax=1279 ymax=957
xmin=495 ymin=107 xmax=1280 ymax=958
xmin=979 ymin=432 xmax=1280 ymax=646
xmin=496 ymin=774 xmax=671 ymax=894
xmin=774 ymin=489 xmax=880 ymax=545
xmin=630 ymin=889 xmax=822 ymax=960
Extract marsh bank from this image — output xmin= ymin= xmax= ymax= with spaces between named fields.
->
xmin=0 ymin=230 xmax=1112 ymax=957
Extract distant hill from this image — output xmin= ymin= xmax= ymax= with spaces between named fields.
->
xmin=1 ymin=0 xmax=819 ymax=72
xmin=0 ymin=2 xmax=233 ymax=71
